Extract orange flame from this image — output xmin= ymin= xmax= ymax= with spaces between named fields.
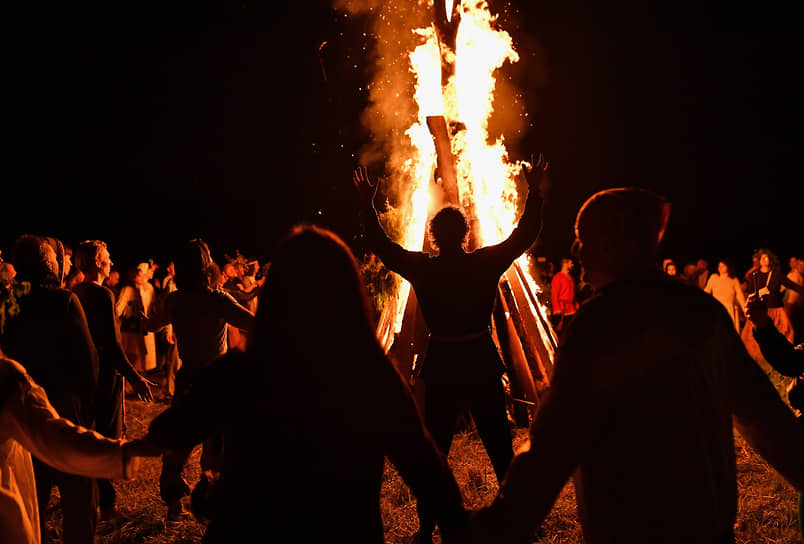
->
xmin=381 ymin=0 xmax=550 ymax=341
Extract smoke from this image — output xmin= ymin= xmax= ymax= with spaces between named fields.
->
xmin=333 ymin=0 xmax=545 ymax=208
xmin=332 ymin=1 xmax=431 ymax=206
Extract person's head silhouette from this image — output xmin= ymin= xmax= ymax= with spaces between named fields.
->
xmin=174 ymin=238 xmax=213 ymax=290
xmin=428 ymin=206 xmax=469 ymax=253
xmin=572 ymin=187 xmax=671 ymax=290
xmin=251 ymin=224 xmax=378 ymax=361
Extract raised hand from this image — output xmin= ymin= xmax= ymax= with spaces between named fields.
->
xmin=524 ymin=153 xmax=549 ymax=190
xmin=352 ymin=166 xmax=379 ymax=206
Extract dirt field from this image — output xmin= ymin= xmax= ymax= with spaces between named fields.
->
xmin=40 ymin=376 xmax=803 ymax=544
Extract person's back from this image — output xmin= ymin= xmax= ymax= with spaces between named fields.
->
xmin=470 ymin=187 xmax=804 ymax=544
xmin=3 ymin=284 xmax=98 ymax=426
xmin=169 ymin=347 xmax=452 ymax=543
xmin=564 ymin=275 xmax=739 ymax=540
xmin=405 ymin=249 xmax=516 ymax=336
xmin=145 ymin=226 xmax=467 ymax=543
xmin=162 ymin=288 xmax=244 ymax=370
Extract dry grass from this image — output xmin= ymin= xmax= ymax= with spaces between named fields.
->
xmin=40 ymin=375 xmax=802 ymax=544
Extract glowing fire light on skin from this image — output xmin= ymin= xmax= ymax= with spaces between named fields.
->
xmin=387 ymin=0 xmax=548 ymax=335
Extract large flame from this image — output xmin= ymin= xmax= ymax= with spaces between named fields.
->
xmin=384 ymin=0 xmax=548 ymax=338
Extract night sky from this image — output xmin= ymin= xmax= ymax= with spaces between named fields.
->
xmin=2 ymin=2 xmax=801 ymax=277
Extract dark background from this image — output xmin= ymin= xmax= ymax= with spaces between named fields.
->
xmin=1 ymin=2 xmax=801 ymax=277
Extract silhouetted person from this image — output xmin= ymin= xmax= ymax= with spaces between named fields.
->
xmin=73 ymin=240 xmax=156 ymax=520
xmin=143 ymin=225 xmax=467 ymax=543
xmin=469 ymin=187 xmax=804 ymax=543
xmin=143 ymin=238 xmax=254 ymax=522
xmin=0 ymin=234 xmax=100 ymax=544
xmin=353 ymin=155 xmax=547 ymax=544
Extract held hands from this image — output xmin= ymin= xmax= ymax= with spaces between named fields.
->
xmin=352 ymin=166 xmax=379 ymax=207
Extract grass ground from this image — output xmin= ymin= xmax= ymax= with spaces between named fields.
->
xmin=41 ymin=371 xmax=803 ymax=544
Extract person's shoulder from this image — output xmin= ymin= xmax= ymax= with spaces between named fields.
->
xmin=0 ymin=357 xmax=27 ymax=382
xmin=0 ymin=357 xmax=32 ymax=407
xmin=211 ymin=287 xmax=238 ymax=301
xmin=74 ymin=282 xmax=115 ymax=301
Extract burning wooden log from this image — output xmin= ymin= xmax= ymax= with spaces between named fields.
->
xmin=432 ymin=0 xmax=460 ymax=87
xmin=491 ymin=284 xmax=538 ymax=426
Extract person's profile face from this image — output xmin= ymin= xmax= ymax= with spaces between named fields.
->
xmin=98 ymin=248 xmax=112 ymax=279
xmin=63 ymin=253 xmax=72 ymax=277
xmin=718 ymin=262 xmax=728 ymax=276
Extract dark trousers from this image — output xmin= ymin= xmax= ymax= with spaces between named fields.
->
xmin=33 ymin=457 xmax=98 ymax=544
xmin=160 ymin=365 xmax=223 ymax=506
xmin=160 ymin=433 xmax=223 ymax=504
xmin=95 ymin=373 xmax=124 ymax=513
xmin=416 ymin=378 xmax=513 ymax=538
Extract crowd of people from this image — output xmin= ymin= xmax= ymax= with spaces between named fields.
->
xmin=1 ymin=162 xmax=804 ymax=544
xmin=537 ymin=249 xmax=804 ymax=345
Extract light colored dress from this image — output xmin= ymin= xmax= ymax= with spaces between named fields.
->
xmin=0 ymin=358 xmax=132 ymax=544
xmin=704 ymin=273 xmax=746 ymax=331
xmin=116 ymin=283 xmax=157 ymax=372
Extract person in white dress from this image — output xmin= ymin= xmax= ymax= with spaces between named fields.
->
xmin=704 ymin=260 xmax=747 ymax=331
xmin=116 ymin=263 xmax=158 ymax=373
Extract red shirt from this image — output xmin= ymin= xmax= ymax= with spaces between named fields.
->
xmin=551 ymin=271 xmax=578 ymax=315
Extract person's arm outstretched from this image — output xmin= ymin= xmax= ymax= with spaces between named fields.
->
xmin=353 ymin=166 xmax=424 ymax=281
xmin=217 ymin=290 xmax=255 ymax=331
xmin=145 ymin=352 xmax=237 ymax=453
xmin=746 ymin=294 xmax=804 ymax=377
xmin=782 ymin=274 xmax=804 ymax=296
xmin=483 ymin=154 xmax=548 ymax=270
xmin=728 ymin=304 xmax=804 ymax=491
xmin=1 ymin=358 xmax=156 ymax=480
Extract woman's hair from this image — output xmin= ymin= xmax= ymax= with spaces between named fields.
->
xmin=717 ymin=259 xmax=736 ymax=279
xmin=753 ymin=248 xmax=781 ymax=271
xmin=250 ymin=224 xmax=381 ymax=366
xmin=174 ymin=238 xmax=213 ymax=290
xmin=12 ymin=234 xmax=57 ymax=286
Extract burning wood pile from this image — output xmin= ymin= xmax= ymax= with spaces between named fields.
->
xmin=356 ymin=0 xmax=557 ymax=425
